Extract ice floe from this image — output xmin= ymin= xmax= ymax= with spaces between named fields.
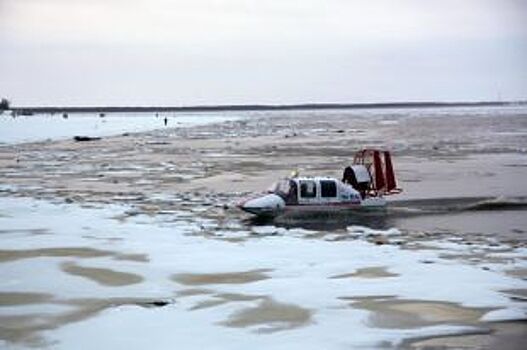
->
xmin=0 ymin=196 xmax=525 ymax=349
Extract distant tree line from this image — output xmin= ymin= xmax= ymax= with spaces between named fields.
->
xmin=5 ymin=101 xmax=525 ymax=115
xmin=0 ymin=98 xmax=10 ymax=111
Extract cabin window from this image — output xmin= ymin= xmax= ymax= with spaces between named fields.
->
xmin=300 ymin=180 xmax=317 ymax=198
xmin=320 ymin=180 xmax=337 ymax=197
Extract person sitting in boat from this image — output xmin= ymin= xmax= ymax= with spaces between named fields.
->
xmin=342 ymin=165 xmax=370 ymax=199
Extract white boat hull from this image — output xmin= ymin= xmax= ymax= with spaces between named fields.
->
xmin=239 ymin=195 xmax=386 ymax=217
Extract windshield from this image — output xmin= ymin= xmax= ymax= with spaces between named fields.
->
xmin=268 ymin=179 xmax=290 ymax=198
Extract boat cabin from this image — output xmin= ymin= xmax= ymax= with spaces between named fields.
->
xmin=270 ymin=177 xmax=361 ymax=206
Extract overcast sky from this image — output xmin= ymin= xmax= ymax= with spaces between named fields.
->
xmin=1 ymin=0 xmax=526 ymax=106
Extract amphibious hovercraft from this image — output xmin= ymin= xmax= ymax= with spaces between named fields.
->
xmin=238 ymin=149 xmax=402 ymax=217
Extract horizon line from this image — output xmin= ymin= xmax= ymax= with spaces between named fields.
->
xmin=8 ymin=100 xmax=527 ymax=114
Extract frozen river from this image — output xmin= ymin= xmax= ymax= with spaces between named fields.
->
xmin=0 ymin=196 xmax=525 ymax=349
xmin=0 ymin=112 xmax=241 ymax=144
xmin=2 ymin=105 xmax=526 ymax=145
xmin=1 ymin=105 xmax=526 ymax=349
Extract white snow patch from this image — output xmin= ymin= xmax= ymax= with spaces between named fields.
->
xmin=0 ymin=196 xmax=526 ymax=349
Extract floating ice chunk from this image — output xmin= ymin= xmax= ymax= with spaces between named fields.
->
xmin=0 ymin=184 xmax=20 ymax=193
xmin=251 ymin=225 xmax=277 ymax=235
xmin=210 ymin=230 xmax=252 ymax=240
xmin=378 ymin=120 xmax=399 ymax=125
xmin=346 ymin=226 xmax=401 ymax=237
xmin=281 ymin=227 xmax=319 ymax=239
xmin=251 ymin=226 xmax=287 ymax=236
xmin=324 ymin=234 xmax=349 ymax=241
xmin=481 ymin=307 xmax=527 ymax=322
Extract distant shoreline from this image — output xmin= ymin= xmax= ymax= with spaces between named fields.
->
xmin=9 ymin=100 xmax=527 ymax=115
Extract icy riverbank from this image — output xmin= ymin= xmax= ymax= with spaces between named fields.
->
xmin=0 ymin=196 xmax=525 ymax=349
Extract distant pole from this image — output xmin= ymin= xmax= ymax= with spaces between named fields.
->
xmin=494 ymin=82 xmax=502 ymax=102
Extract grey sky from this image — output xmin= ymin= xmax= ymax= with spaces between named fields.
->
xmin=1 ymin=0 xmax=526 ymax=106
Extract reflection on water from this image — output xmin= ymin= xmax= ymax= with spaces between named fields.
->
xmin=219 ymin=298 xmax=313 ymax=333
xmin=247 ymin=196 xmax=527 ymax=238
xmin=350 ymin=298 xmax=490 ymax=329
xmin=270 ymin=211 xmax=391 ymax=231
xmin=172 ymin=269 xmax=272 ymax=286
